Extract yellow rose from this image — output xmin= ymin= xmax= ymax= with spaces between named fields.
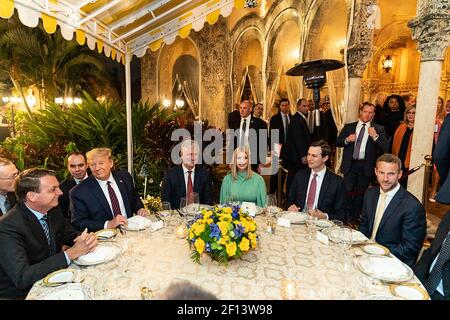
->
xmin=189 ymin=230 xmax=195 ymax=239
xmin=221 ymin=214 xmax=232 ymax=222
xmin=194 ymin=238 xmax=205 ymax=254
xmin=203 ymin=211 xmax=212 ymax=219
xmin=206 ymin=218 xmax=213 ymax=224
xmin=239 ymin=237 xmax=250 ymax=252
xmin=217 ymin=221 xmax=229 ymax=236
xmin=226 ymin=241 xmax=237 ymax=257
xmin=222 ymin=207 xmax=232 ymax=215
xmin=194 ymin=223 xmax=206 ymax=236
xmin=250 ymin=239 xmax=257 ymax=248
xmin=218 ymin=235 xmax=230 ymax=245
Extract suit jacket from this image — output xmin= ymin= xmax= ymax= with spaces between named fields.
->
xmin=335 ymin=122 xmax=389 ymax=177
xmin=434 ymin=113 xmax=450 ymax=204
xmin=0 ymin=192 xmax=17 ymax=216
xmin=0 ymin=203 xmax=79 ymax=299
xmin=286 ymin=168 xmax=347 ymax=221
xmin=161 ymin=165 xmax=213 ymax=209
xmin=70 ymin=170 xmax=144 ymax=232
xmin=59 ymin=177 xmax=77 ymax=221
xmin=269 ymin=112 xmax=292 ymax=161
xmin=359 ymin=186 xmax=426 ymax=267
xmin=229 ymin=116 xmax=268 ymax=167
xmin=228 ymin=110 xmax=240 ymax=129
xmin=415 ymin=211 xmax=450 ymax=299
xmin=285 ymin=112 xmax=311 ymax=168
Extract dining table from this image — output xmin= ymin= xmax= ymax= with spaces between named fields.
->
xmin=26 ymin=212 xmax=428 ymax=300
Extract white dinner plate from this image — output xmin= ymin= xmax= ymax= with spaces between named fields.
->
xmin=314 ymin=219 xmax=333 ymax=230
xmin=95 ymin=228 xmax=117 ymax=240
xmin=362 ymin=295 xmax=401 ymax=300
xmin=362 ymin=243 xmax=390 ymax=256
xmin=73 ymin=243 xmax=121 ymax=266
xmin=43 ymin=269 xmax=75 ymax=287
xmin=278 ymin=211 xmax=307 ymax=224
xmin=390 ymin=284 xmax=429 ymax=300
xmin=36 ymin=283 xmax=93 ymax=300
xmin=124 ymin=215 xmax=152 ymax=231
xmin=356 ymin=255 xmax=413 ymax=283
xmin=325 ymin=228 xmax=369 ymax=244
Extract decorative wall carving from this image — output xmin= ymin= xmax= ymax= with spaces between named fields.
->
xmin=140 ymin=50 xmax=158 ymax=103
xmin=346 ymin=0 xmax=378 ymax=78
xmin=408 ymin=1 xmax=450 ymax=62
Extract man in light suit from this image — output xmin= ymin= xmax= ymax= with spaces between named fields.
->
xmin=162 ymin=140 xmax=213 ymax=209
xmin=359 ymin=154 xmax=426 ymax=268
xmin=415 ymin=211 xmax=450 ymax=299
xmin=434 ymin=113 xmax=450 ymax=204
xmin=287 ymin=140 xmax=346 ymax=221
xmin=0 ymin=168 xmax=97 ymax=299
xmin=285 ymin=98 xmax=312 ymax=194
xmin=70 ymin=148 xmax=149 ymax=232
xmin=59 ymin=152 xmax=89 ymax=221
xmin=336 ymin=102 xmax=389 ymax=224
xmin=0 ymin=158 xmax=18 ymax=216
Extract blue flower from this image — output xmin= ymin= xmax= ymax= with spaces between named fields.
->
xmin=234 ymin=224 xmax=245 ymax=238
xmin=209 ymin=223 xmax=221 ymax=239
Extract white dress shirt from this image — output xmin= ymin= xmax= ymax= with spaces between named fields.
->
xmin=305 ymin=166 xmax=327 ymax=211
xmin=74 ymin=173 xmax=88 ymax=185
xmin=0 ymin=194 xmax=8 ymax=214
xmin=298 ymin=111 xmax=307 ymax=121
xmin=354 ymin=120 xmax=371 ymax=160
xmin=96 ymin=174 xmax=128 ymax=229
xmin=26 ymin=205 xmax=70 ymax=264
xmin=374 ymin=183 xmax=401 ymax=223
xmin=429 ymin=230 xmax=450 ymax=296
xmin=239 ymin=115 xmax=251 ymax=147
xmin=182 ymin=164 xmax=195 ymax=195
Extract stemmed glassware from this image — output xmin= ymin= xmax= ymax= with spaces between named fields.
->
xmin=304 ymin=205 xmax=317 ymax=240
xmin=266 ymin=194 xmax=278 ymax=217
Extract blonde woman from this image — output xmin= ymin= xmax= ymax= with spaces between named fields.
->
xmin=220 ymin=147 xmax=267 ymax=207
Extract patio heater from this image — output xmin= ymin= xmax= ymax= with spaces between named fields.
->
xmin=286 ymin=59 xmax=345 ymax=140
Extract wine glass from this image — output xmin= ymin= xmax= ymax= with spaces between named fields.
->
xmin=305 ymin=205 xmax=317 ymax=240
xmin=339 ymin=226 xmax=353 ymax=268
xmin=266 ymin=194 xmax=278 ymax=217
xmin=191 ymin=192 xmax=200 ymax=212
xmin=159 ymin=202 xmax=172 ymax=221
xmin=179 ymin=197 xmax=187 ymax=217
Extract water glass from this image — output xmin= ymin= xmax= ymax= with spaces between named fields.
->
xmin=159 ymin=201 xmax=172 ymax=221
xmin=305 ymin=211 xmax=317 ymax=240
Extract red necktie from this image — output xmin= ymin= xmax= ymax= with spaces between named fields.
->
xmin=306 ymin=173 xmax=318 ymax=209
xmin=187 ymin=170 xmax=193 ymax=201
xmin=107 ymin=181 xmax=122 ymax=217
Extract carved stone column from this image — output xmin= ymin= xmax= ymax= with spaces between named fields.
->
xmin=345 ymin=0 xmax=378 ymax=123
xmin=407 ymin=0 xmax=450 ymax=202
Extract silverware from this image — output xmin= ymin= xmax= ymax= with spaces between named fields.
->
xmin=117 ymin=226 xmax=125 ymax=235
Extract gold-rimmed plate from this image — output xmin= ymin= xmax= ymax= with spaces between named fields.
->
xmin=95 ymin=228 xmax=117 ymax=241
xmin=362 ymin=243 xmax=390 ymax=256
xmin=389 ymin=283 xmax=429 ymax=300
xmin=43 ymin=269 xmax=75 ymax=287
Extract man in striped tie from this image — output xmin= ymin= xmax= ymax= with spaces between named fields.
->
xmin=0 ymin=168 xmax=98 ymax=299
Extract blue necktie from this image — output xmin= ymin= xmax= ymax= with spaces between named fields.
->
xmin=353 ymin=123 xmax=366 ymax=160
xmin=424 ymin=233 xmax=450 ymax=294
xmin=40 ymin=216 xmax=51 ymax=248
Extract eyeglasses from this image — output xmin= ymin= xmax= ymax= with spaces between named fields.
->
xmin=0 ymin=171 xmax=19 ymax=180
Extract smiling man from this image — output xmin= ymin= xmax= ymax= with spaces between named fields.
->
xmin=70 ymin=148 xmax=148 ymax=232
xmin=359 ymin=154 xmax=426 ymax=267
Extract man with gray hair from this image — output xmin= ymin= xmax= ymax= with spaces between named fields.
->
xmin=162 ymin=139 xmax=212 ymax=209
xmin=70 ymin=148 xmax=148 ymax=232
xmin=0 ymin=168 xmax=98 ymax=299
xmin=0 ymin=158 xmax=18 ymax=216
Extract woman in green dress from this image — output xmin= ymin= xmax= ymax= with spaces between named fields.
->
xmin=220 ymin=146 xmax=267 ymax=207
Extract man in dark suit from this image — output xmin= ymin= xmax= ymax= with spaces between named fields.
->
xmin=359 ymin=154 xmax=426 ymax=268
xmin=287 ymin=140 xmax=346 ymax=221
xmin=162 ymin=139 xmax=213 ymax=209
xmin=336 ymin=102 xmax=389 ymax=224
xmin=415 ymin=211 xmax=450 ymax=299
xmin=59 ymin=152 xmax=89 ymax=221
xmin=269 ymin=98 xmax=292 ymax=197
xmin=0 ymin=168 xmax=97 ymax=299
xmin=285 ymin=98 xmax=311 ymax=194
xmin=70 ymin=148 xmax=148 ymax=232
xmin=228 ymin=99 xmax=267 ymax=172
xmin=227 ymin=103 xmax=240 ymax=129
xmin=0 ymin=158 xmax=18 ymax=216
xmin=434 ymin=113 xmax=450 ymax=204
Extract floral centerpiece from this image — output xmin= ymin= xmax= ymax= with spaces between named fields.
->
xmin=188 ymin=205 xmax=258 ymax=265
xmin=141 ymin=195 xmax=162 ymax=213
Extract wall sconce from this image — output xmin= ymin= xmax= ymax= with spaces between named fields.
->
xmin=382 ymin=55 xmax=393 ymax=73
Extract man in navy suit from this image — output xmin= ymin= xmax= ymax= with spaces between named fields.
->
xmin=415 ymin=211 xmax=450 ymax=299
xmin=336 ymin=102 xmax=389 ymax=224
xmin=0 ymin=168 xmax=97 ymax=299
xmin=359 ymin=154 xmax=426 ymax=268
xmin=0 ymin=158 xmax=18 ymax=217
xmin=287 ymin=140 xmax=346 ymax=221
xmin=285 ymin=98 xmax=312 ymax=194
xmin=162 ymin=140 xmax=213 ymax=209
xmin=269 ymin=98 xmax=292 ymax=198
xmin=59 ymin=152 xmax=89 ymax=221
xmin=434 ymin=113 xmax=450 ymax=204
xmin=70 ymin=148 xmax=148 ymax=232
